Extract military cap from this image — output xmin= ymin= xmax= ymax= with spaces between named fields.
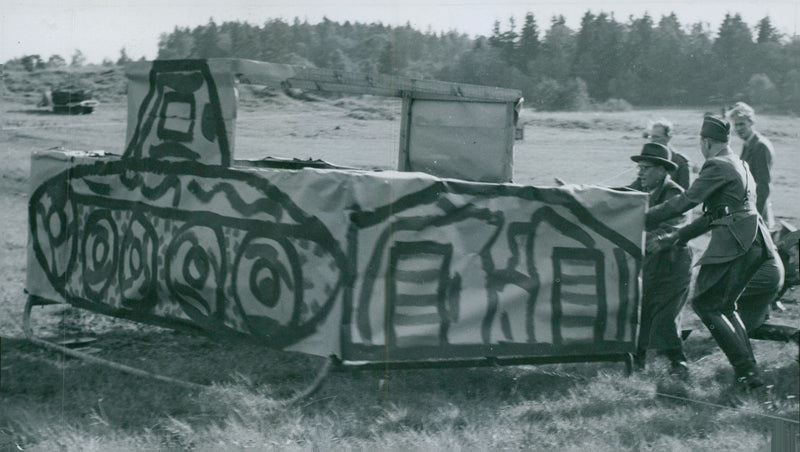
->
xmin=700 ymin=115 xmax=730 ymax=142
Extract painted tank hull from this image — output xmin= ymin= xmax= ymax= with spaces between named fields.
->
xmin=28 ymin=157 xmax=348 ymax=348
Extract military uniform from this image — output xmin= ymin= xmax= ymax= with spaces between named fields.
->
xmin=647 ymin=144 xmax=773 ymax=384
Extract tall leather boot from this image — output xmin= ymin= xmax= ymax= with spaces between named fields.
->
xmin=700 ymin=311 xmax=759 ymax=378
xmin=729 ymin=312 xmax=755 ymax=358
xmin=729 ymin=311 xmax=767 ymax=389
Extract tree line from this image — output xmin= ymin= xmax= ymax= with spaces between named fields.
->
xmin=7 ymin=48 xmax=138 ymax=72
xmin=7 ymin=12 xmax=800 ymax=112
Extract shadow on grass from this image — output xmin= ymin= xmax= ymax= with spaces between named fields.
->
xmin=0 ymin=327 xmax=617 ymax=443
xmin=683 ymin=332 xmax=719 ymax=360
xmin=4 ymin=325 xmax=792 ymax=448
xmin=0 ymin=330 xmax=329 ymax=437
xmin=5 ymin=109 xmax=58 ymax=116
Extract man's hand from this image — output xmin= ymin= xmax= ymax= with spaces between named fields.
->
xmin=646 ymin=231 xmax=679 ymax=253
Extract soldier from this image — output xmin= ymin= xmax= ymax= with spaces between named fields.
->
xmin=631 ymin=143 xmax=692 ymax=378
xmin=646 ymin=116 xmax=773 ymax=390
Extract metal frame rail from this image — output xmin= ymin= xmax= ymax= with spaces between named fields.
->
xmin=21 ymin=295 xmax=633 ymax=405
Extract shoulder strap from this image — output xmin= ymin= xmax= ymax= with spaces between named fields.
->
xmin=740 ymin=159 xmax=751 ymax=204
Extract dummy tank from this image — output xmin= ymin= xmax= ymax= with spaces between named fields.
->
xmin=26 ymin=58 xmax=646 ymax=366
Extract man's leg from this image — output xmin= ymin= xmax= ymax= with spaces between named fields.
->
xmin=738 ymin=246 xmax=792 ymax=343
xmin=692 ymin=239 xmax=767 ymax=386
xmin=648 ymin=248 xmax=693 ymax=377
xmin=635 ymin=291 xmax=654 ymax=370
xmin=694 ymin=302 xmax=759 ymax=378
xmin=749 ymin=324 xmax=800 ymax=343
xmin=651 ymin=286 xmax=691 ymax=378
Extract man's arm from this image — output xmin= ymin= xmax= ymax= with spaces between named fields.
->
xmin=676 ymin=213 xmax=712 ymax=244
xmin=646 ymin=193 xmax=696 ymax=229
xmin=646 ymin=158 xmax=727 ymax=229
xmin=673 ymin=153 xmax=691 ymax=190
xmin=646 ymin=213 xmax=711 ymax=253
xmin=647 ymin=185 xmax=687 ymax=233
xmin=755 ymin=182 xmax=770 ymax=217
xmin=749 ymin=142 xmax=772 ymax=214
xmin=749 ymin=142 xmax=773 ymax=216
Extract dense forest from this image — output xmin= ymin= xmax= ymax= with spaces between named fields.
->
xmin=7 ymin=12 xmax=800 ymax=112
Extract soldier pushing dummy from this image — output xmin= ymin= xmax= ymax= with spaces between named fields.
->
xmin=646 ymin=116 xmax=774 ymax=390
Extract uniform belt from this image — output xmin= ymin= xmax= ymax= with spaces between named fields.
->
xmin=705 ymin=205 xmax=749 ymax=220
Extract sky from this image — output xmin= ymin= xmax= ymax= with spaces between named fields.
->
xmin=2 ymin=0 xmax=799 ymax=64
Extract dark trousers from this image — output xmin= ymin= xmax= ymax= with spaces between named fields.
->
xmin=738 ymin=252 xmax=799 ymax=342
xmin=691 ymin=235 xmax=767 ymax=376
xmin=638 ymin=248 xmax=691 ymax=363
xmin=738 ymin=250 xmax=783 ymax=332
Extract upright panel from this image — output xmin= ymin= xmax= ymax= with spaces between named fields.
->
xmin=125 ymin=59 xmax=237 ymax=166
xmin=400 ymin=99 xmax=514 ymax=183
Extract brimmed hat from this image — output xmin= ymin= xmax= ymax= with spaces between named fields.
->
xmin=631 ymin=142 xmax=678 ymax=171
xmin=700 ymin=115 xmax=730 ymax=142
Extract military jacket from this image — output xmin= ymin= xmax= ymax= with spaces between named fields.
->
xmin=646 ymin=151 xmax=771 ymax=265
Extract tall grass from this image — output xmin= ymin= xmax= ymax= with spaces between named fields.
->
xmin=2 ymin=320 xmax=797 ymax=450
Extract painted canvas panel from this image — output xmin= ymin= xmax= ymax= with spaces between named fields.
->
xmin=401 ymin=100 xmax=515 ymax=182
xmin=26 ymin=150 xmax=644 ymax=358
xmin=25 ymin=58 xmax=645 ymax=362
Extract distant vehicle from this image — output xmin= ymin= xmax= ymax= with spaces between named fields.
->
xmin=51 ymin=87 xmax=99 ymax=114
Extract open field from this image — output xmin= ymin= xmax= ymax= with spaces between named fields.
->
xmin=1 ymin=93 xmax=798 ymax=450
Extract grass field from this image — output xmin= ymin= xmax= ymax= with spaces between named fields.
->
xmin=1 ymin=90 xmax=798 ymax=451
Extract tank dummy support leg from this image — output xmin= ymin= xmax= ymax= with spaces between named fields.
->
xmin=23 ymin=295 xmax=207 ymax=390
xmin=623 ymin=352 xmax=634 ymax=376
xmin=22 ymin=296 xmax=334 ymax=404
